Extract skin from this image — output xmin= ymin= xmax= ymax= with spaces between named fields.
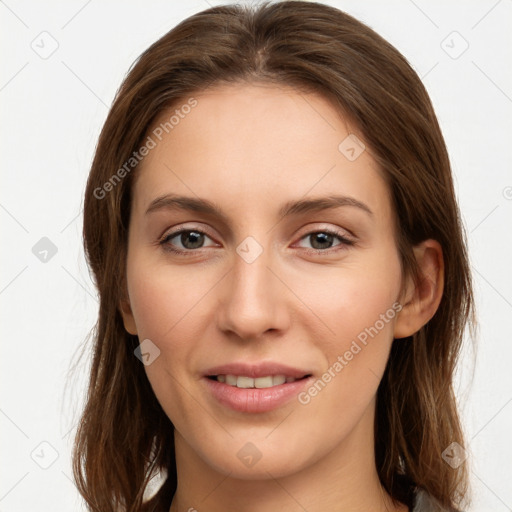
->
xmin=120 ymin=83 xmax=444 ymax=512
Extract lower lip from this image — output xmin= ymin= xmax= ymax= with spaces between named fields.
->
xmin=203 ymin=376 xmax=313 ymax=413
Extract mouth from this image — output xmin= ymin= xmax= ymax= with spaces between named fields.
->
xmin=202 ymin=361 xmax=314 ymax=413
xmin=203 ymin=372 xmax=314 ymax=413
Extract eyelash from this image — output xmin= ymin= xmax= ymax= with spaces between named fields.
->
xmin=158 ymin=227 xmax=355 ymax=256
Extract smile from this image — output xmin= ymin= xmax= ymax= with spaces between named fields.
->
xmin=204 ymin=374 xmax=313 ymax=413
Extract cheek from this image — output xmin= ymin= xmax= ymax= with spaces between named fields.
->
xmin=124 ymin=258 xmax=198 ymax=395
xmin=292 ymin=247 xmax=402 ymax=347
xmin=125 ymin=255 xmax=224 ymax=394
xmin=291 ymin=247 xmax=402 ymax=407
xmin=125 ymin=260 xmax=209 ymax=421
xmin=126 ymin=256 xmax=209 ymax=341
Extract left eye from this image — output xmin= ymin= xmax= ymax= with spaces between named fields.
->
xmin=296 ymin=230 xmax=354 ymax=251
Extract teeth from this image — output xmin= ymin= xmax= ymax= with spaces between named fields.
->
xmin=269 ymin=375 xmax=286 ymax=386
xmin=225 ymin=375 xmax=237 ymax=386
xmin=216 ymin=374 xmax=296 ymax=388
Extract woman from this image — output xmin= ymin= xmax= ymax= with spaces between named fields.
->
xmin=73 ymin=2 xmax=474 ymax=511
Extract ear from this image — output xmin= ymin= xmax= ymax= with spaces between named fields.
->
xmin=119 ymin=297 xmax=138 ymax=335
xmin=394 ymin=239 xmax=444 ymax=339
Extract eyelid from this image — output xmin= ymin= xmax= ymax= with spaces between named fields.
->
xmin=159 ymin=223 xmax=217 ymax=241
xmin=159 ymin=222 xmax=354 ymax=241
xmin=294 ymin=223 xmax=355 ymax=240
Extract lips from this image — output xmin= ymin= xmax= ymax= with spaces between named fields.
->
xmin=202 ymin=361 xmax=313 ymax=413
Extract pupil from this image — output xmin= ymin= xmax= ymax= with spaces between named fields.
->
xmin=311 ymin=232 xmax=332 ymax=250
xmin=182 ymin=231 xmax=204 ymax=249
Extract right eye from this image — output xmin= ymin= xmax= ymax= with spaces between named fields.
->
xmin=159 ymin=228 xmax=218 ymax=254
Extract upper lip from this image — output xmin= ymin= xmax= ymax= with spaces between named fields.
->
xmin=204 ymin=361 xmax=312 ymax=379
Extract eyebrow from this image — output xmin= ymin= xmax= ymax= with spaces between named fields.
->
xmin=145 ymin=193 xmax=373 ymax=220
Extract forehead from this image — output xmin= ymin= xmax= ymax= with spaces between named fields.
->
xmin=132 ymin=83 xmax=392 ymax=223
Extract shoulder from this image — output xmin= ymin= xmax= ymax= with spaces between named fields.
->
xmin=412 ymin=488 xmax=462 ymax=512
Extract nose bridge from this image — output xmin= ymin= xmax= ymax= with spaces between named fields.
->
xmin=217 ymin=238 xmax=287 ymax=338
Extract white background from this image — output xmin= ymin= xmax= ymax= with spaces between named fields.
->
xmin=1 ymin=1 xmax=511 ymax=510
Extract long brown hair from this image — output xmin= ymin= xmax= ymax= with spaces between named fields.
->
xmin=73 ymin=2 xmax=475 ymax=510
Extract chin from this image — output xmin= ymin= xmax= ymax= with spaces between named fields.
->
xmin=195 ymin=433 xmax=318 ymax=481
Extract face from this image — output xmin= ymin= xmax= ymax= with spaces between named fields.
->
xmin=121 ymin=83 xmax=407 ymax=479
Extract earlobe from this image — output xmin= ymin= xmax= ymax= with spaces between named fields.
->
xmin=119 ymin=299 xmax=138 ymax=335
xmin=393 ymin=240 xmax=444 ymax=339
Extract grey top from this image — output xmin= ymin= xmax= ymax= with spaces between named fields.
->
xmin=412 ymin=489 xmax=457 ymax=512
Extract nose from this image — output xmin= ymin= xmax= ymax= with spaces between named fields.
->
xmin=216 ymin=244 xmax=290 ymax=341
